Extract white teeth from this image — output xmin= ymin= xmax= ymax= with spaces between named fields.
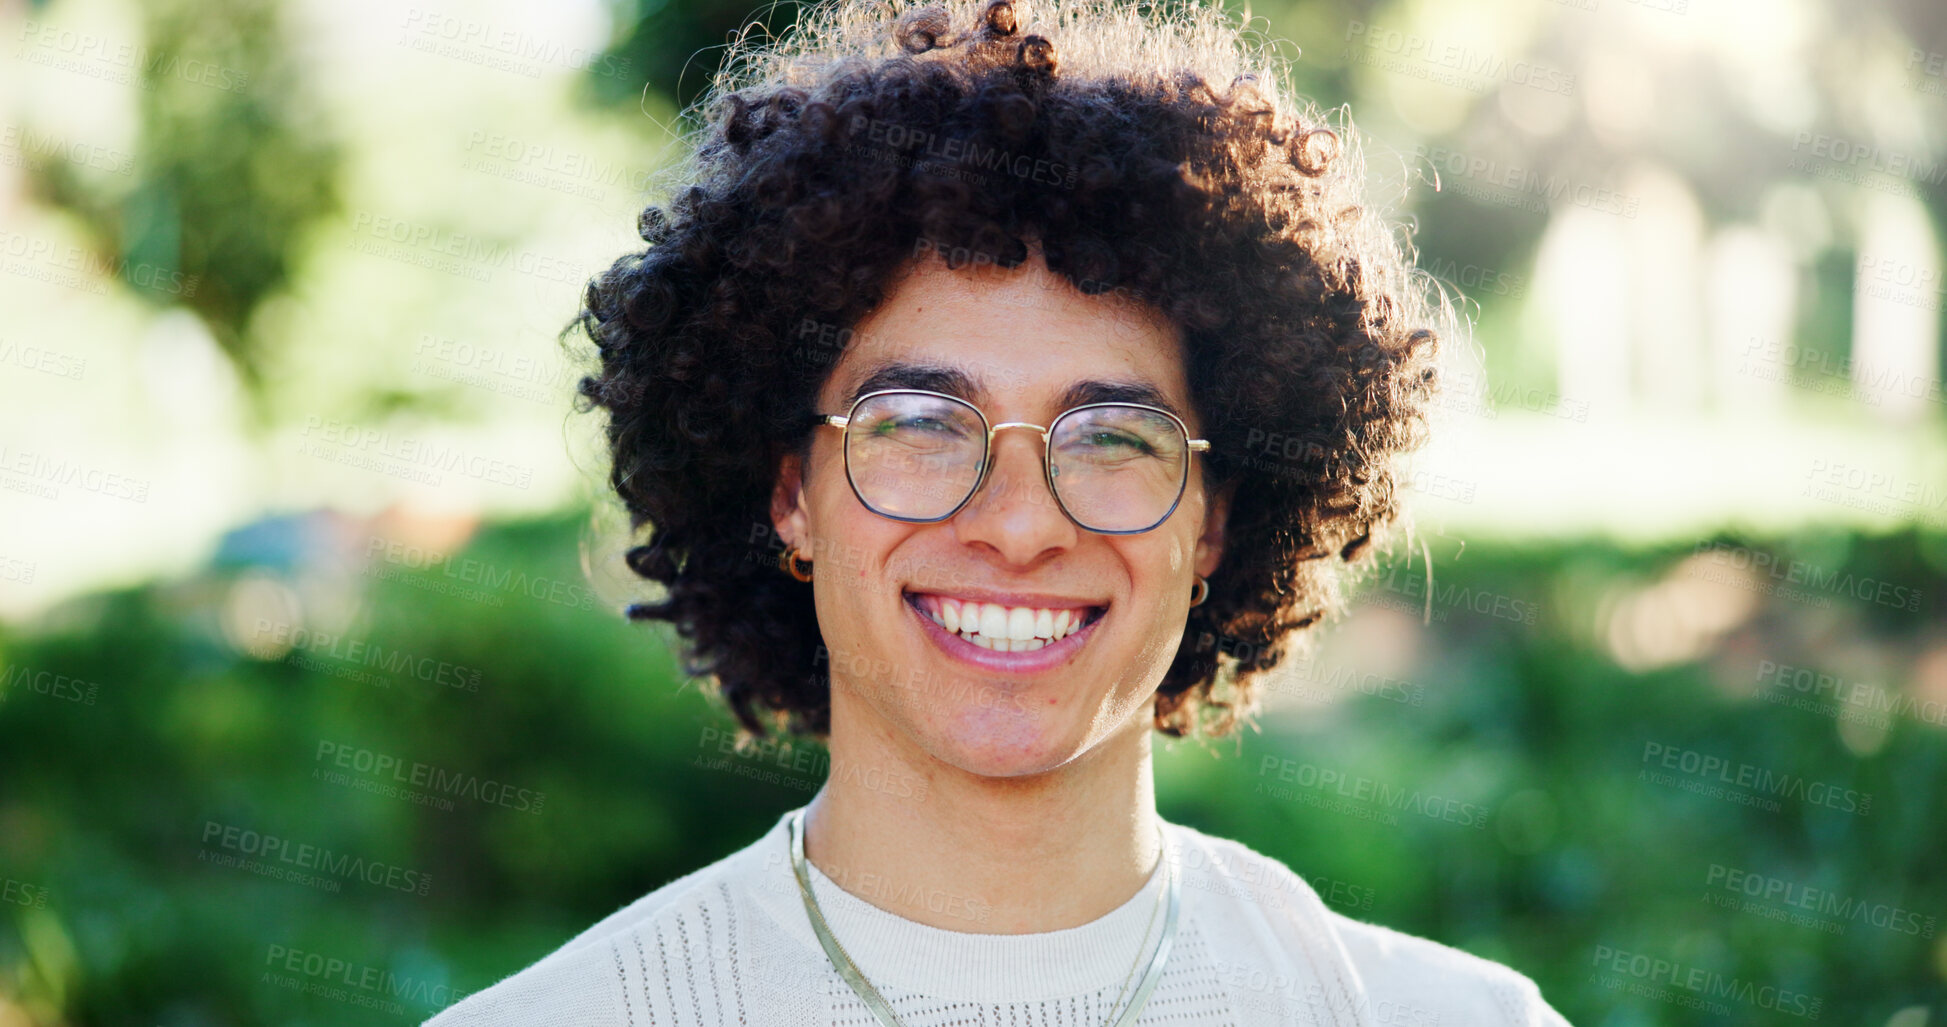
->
xmin=980 ymin=604 xmax=1008 ymax=639
xmin=966 ymin=633 xmax=1044 ymax=651
xmin=915 ymin=594 xmax=1097 ymax=650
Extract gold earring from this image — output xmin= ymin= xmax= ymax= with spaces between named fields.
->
xmin=1189 ymin=575 xmax=1208 ymax=607
xmin=779 ymin=546 xmax=814 ymax=582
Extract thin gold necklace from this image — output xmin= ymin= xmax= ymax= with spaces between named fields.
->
xmin=789 ymin=809 xmax=1180 ymax=1027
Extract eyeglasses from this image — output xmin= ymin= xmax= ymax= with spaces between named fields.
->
xmin=811 ymin=389 xmax=1211 ymax=535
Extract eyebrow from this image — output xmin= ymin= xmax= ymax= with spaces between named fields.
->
xmin=842 ymin=361 xmax=1191 ymax=425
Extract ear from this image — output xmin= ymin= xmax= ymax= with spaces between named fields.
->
xmin=1193 ymin=478 xmax=1235 ymax=580
xmin=771 ymin=449 xmax=811 ymax=556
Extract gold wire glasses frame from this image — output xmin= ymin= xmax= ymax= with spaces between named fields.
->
xmin=811 ymin=388 xmax=1212 ymax=535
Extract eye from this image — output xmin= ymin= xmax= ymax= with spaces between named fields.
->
xmin=1084 ymin=431 xmax=1154 ymax=454
xmin=880 ymin=416 xmax=955 ymax=434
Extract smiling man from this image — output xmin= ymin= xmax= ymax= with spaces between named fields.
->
xmin=428 ymin=0 xmax=1573 ymax=1024
xmin=772 ymin=248 xmax=1224 ymax=938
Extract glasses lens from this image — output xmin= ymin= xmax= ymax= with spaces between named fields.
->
xmin=1050 ymin=405 xmax=1189 ymax=532
xmin=845 ymin=392 xmax=986 ymax=519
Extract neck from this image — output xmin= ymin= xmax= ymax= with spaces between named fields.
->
xmin=801 ymin=698 xmax=1162 ymax=934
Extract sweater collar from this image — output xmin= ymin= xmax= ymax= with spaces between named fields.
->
xmin=740 ymin=805 xmax=1178 ymax=1004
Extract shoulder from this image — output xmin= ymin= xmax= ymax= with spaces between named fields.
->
xmin=1165 ymin=822 xmax=1573 ymax=1027
xmin=424 ymin=816 xmax=783 ymax=1027
xmin=1325 ymin=911 xmax=1574 ymax=1026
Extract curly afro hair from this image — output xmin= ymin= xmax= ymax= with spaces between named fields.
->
xmin=568 ymin=0 xmax=1453 ymax=743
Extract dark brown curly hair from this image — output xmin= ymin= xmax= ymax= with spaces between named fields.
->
xmin=568 ymin=0 xmax=1453 ymax=743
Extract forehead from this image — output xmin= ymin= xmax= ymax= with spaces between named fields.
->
xmin=822 ymin=255 xmax=1193 ymax=423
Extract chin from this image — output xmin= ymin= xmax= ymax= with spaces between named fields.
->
xmin=921 ymin=700 xmax=1099 ymax=779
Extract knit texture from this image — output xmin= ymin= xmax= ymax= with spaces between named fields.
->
xmin=428 ymin=808 xmax=1574 ymax=1026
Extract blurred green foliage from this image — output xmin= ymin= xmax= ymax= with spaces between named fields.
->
xmin=586 ymin=0 xmax=808 ymax=114
xmin=0 ymin=514 xmax=1940 ymax=1024
xmin=24 ymin=0 xmax=341 ymax=396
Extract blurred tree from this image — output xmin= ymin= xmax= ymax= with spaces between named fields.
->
xmin=583 ymin=0 xmax=809 ymax=116
xmin=25 ymin=0 xmax=342 ymax=403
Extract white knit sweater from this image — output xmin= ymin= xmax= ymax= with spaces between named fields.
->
xmin=428 ymin=807 xmax=1573 ymax=1026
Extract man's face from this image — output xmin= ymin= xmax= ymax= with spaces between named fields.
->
xmin=772 ymin=250 xmax=1230 ymax=778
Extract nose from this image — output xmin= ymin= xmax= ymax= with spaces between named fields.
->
xmin=951 ymin=424 xmax=1077 ymax=563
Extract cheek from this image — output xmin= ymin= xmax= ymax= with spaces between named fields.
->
xmin=1121 ymin=535 xmax=1190 ymax=582
xmin=808 ymin=495 xmax=915 ymax=612
xmin=1167 ymin=534 xmax=1189 ymax=573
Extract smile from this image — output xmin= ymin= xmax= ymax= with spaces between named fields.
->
xmin=903 ymin=591 xmax=1107 ymax=672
